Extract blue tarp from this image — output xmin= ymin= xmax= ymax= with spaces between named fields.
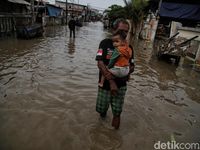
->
xmin=159 ymin=2 xmax=200 ymax=21
xmin=46 ymin=5 xmax=62 ymax=17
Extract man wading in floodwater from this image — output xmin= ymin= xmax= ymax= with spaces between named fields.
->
xmin=95 ymin=18 xmax=135 ymax=129
xmin=68 ymin=16 xmax=76 ymax=38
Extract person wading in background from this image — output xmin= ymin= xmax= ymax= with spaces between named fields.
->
xmin=68 ymin=16 xmax=76 ymax=38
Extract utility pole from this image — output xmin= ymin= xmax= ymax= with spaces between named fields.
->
xmin=31 ymin=0 xmax=34 ymax=24
xmin=158 ymin=0 xmax=163 ymax=14
xmin=66 ymin=0 xmax=68 ymax=24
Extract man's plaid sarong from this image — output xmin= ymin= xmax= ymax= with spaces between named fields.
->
xmin=96 ymin=86 xmax=127 ymax=116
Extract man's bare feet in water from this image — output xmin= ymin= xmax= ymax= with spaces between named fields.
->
xmin=112 ymin=115 xmax=120 ymax=129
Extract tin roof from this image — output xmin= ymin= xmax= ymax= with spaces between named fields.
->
xmin=8 ymin=0 xmax=31 ymax=5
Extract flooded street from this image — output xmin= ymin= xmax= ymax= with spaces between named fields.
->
xmin=0 ymin=22 xmax=200 ymax=150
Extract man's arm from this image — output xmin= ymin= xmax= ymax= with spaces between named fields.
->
xmin=129 ymin=63 xmax=135 ymax=75
xmin=128 ymin=45 xmax=135 ymax=75
xmin=97 ymin=61 xmax=113 ymax=80
xmin=97 ymin=61 xmax=118 ymax=96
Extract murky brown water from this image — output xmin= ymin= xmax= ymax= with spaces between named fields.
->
xmin=0 ymin=22 xmax=200 ymax=150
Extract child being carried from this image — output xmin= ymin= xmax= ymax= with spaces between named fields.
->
xmin=99 ymin=30 xmax=132 ymax=87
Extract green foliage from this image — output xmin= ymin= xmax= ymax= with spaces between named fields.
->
xmin=104 ymin=5 xmax=126 ymax=23
xmin=104 ymin=0 xmax=150 ymax=40
xmin=122 ymin=0 xmax=150 ymax=41
xmin=125 ymin=0 xmax=149 ymax=24
xmin=105 ymin=1 xmax=149 ymax=26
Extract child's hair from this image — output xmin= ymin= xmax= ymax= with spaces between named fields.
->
xmin=113 ymin=30 xmax=127 ymax=41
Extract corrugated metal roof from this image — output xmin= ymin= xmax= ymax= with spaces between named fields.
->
xmin=7 ymin=0 xmax=31 ymax=5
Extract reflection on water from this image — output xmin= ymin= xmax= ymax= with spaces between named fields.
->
xmin=0 ymin=22 xmax=200 ymax=150
xmin=68 ymin=38 xmax=75 ymax=55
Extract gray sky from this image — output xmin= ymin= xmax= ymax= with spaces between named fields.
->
xmin=48 ymin=0 xmax=125 ymax=10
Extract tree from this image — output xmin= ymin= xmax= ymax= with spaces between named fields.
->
xmin=123 ymin=0 xmax=149 ymax=43
xmin=104 ymin=5 xmax=126 ymax=28
xmin=105 ymin=1 xmax=150 ymax=44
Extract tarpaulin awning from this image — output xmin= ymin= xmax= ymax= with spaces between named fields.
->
xmin=46 ymin=5 xmax=62 ymax=17
xmin=159 ymin=2 xmax=200 ymax=21
xmin=7 ymin=0 xmax=31 ymax=5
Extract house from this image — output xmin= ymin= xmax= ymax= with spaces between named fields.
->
xmin=0 ymin=0 xmax=31 ymax=37
xmin=45 ymin=3 xmax=64 ymax=26
xmin=157 ymin=0 xmax=200 ymax=65
xmin=55 ymin=0 xmax=88 ymax=22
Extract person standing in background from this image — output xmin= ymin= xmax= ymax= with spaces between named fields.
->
xmin=68 ymin=16 xmax=76 ymax=38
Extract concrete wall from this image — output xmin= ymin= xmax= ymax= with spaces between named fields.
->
xmin=177 ymin=27 xmax=200 ymax=64
xmin=142 ymin=14 xmax=158 ymax=42
xmin=45 ymin=16 xmax=64 ymax=26
xmin=0 ymin=17 xmax=14 ymax=37
xmin=0 ymin=14 xmax=31 ymax=37
xmin=177 ymin=27 xmax=200 ymax=41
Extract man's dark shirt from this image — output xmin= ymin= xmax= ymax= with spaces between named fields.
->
xmin=96 ymin=38 xmax=134 ymax=90
xmin=68 ymin=19 xmax=76 ymax=30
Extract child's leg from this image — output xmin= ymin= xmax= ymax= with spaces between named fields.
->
xmin=98 ymin=75 xmax=105 ymax=87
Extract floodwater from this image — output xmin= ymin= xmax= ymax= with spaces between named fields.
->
xmin=0 ymin=22 xmax=199 ymax=150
